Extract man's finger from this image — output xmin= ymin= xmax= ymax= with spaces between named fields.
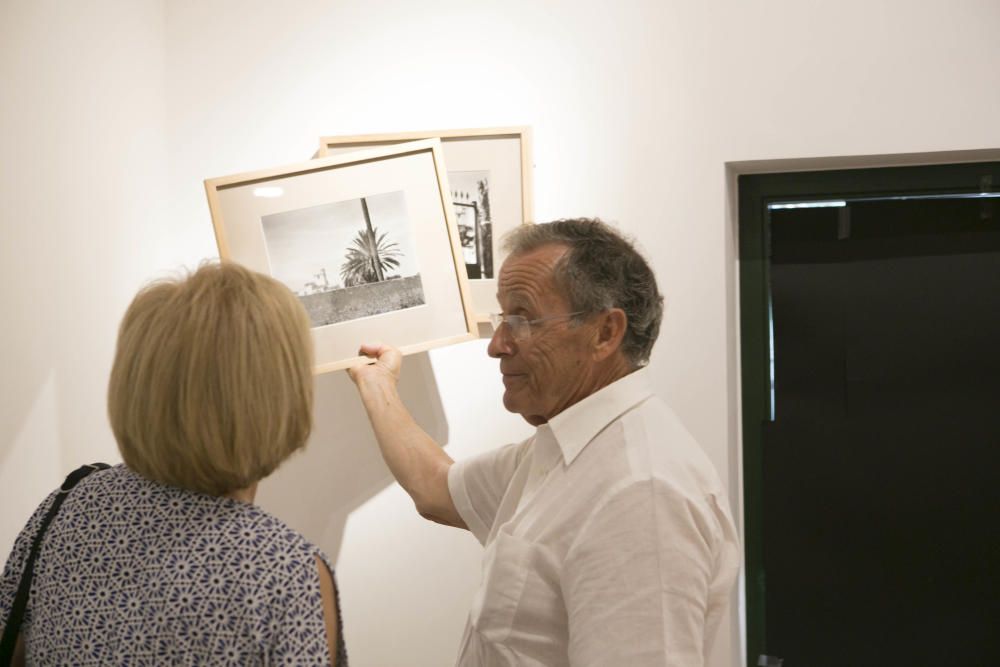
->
xmin=357 ymin=343 xmax=385 ymax=358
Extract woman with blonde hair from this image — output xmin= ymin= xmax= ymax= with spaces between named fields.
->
xmin=0 ymin=262 xmax=345 ymax=665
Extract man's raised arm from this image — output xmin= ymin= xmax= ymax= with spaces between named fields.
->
xmin=347 ymin=344 xmax=467 ymax=529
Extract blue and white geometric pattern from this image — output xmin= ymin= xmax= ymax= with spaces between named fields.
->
xmin=0 ymin=465 xmax=346 ymax=665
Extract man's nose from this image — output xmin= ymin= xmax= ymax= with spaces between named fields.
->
xmin=487 ymin=322 xmax=514 ymax=358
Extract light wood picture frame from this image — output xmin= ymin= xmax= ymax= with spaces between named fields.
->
xmin=317 ymin=127 xmax=534 ymax=321
xmin=205 ymin=139 xmax=477 ymax=374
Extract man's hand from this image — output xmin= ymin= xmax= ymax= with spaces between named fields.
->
xmin=344 ymin=341 xmax=467 ymax=529
xmin=348 ymin=343 xmax=402 ymax=386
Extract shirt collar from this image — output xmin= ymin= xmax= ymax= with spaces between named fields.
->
xmin=544 ymin=367 xmax=654 ymax=466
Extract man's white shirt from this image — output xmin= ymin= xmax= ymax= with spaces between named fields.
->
xmin=448 ymin=368 xmax=740 ymax=666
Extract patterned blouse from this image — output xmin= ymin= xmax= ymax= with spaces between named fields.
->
xmin=0 ymin=465 xmax=347 ymax=666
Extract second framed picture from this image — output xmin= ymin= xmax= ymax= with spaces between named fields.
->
xmin=205 ymin=139 xmax=477 ymax=374
xmin=317 ymin=127 xmax=534 ymax=320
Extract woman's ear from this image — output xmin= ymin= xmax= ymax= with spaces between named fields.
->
xmin=591 ymin=308 xmax=628 ymax=362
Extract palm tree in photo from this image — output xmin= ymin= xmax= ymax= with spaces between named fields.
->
xmin=360 ymin=198 xmax=384 ymax=282
xmin=478 ymin=178 xmax=493 ymax=277
xmin=340 ymin=226 xmax=402 ymax=287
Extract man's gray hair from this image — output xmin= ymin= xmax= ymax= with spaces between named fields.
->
xmin=502 ymin=218 xmax=664 ymax=367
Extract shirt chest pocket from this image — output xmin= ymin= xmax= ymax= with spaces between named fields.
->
xmin=468 ymin=531 xmax=537 ymax=643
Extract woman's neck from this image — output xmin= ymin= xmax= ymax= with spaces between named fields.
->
xmin=225 ymin=481 xmax=258 ymax=504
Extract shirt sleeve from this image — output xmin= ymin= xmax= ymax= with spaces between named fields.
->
xmin=0 ymin=489 xmax=58 ymax=633
xmin=448 ymin=440 xmax=529 ymax=545
xmin=560 ymin=478 xmax=736 ymax=667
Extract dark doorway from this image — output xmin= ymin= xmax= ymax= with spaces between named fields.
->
xmin=739 ymin=163 xmax=1000 ymax=667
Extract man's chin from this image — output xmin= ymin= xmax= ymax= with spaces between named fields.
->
xmin=501 ymin=390 xmax=528 ymax=417
xmin=502 ymin=392 xmax=547 ymax=426
xmin=501 ymin=390 xmax=519 ymax=414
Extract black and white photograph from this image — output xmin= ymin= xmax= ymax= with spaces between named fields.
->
xmin=261 ymin=190 xmax=425 ymax=327
xmin=449 ymin=170 xmax=493 ymax=280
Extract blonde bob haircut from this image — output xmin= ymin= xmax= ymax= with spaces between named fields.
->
xmin=108 ymin=262 xmax=314 ymax=496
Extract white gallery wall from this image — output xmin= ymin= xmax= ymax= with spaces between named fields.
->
xmin=4 ymin=1 xmax=1000 ymax=665
xmin=1 ymin=0 xmax=169 ymax=575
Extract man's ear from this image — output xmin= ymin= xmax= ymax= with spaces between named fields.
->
xmin=591 ymin=308 xmax=628 ymax=362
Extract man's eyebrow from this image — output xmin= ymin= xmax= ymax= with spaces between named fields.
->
xmin=502 ymin=290 xmax=537 ymax=312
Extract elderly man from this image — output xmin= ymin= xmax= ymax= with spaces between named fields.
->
xmin=349 ymin=218 xmax=739 ymax=666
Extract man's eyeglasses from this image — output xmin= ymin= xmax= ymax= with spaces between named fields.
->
xmin=488 ymin=311 xmax=585 ymax=341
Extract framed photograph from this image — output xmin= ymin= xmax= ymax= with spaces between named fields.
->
xmin=205 ymin=139 xmax=477 ymax=374
xmin=317 ymin=127 xmax=534 ymax=320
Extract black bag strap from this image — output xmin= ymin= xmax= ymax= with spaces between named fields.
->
xmin=0 ymin=463 xmax=110 ymax=665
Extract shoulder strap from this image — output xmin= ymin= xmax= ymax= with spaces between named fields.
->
xmin=0 ymin=463 xmax=110 ymax=664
